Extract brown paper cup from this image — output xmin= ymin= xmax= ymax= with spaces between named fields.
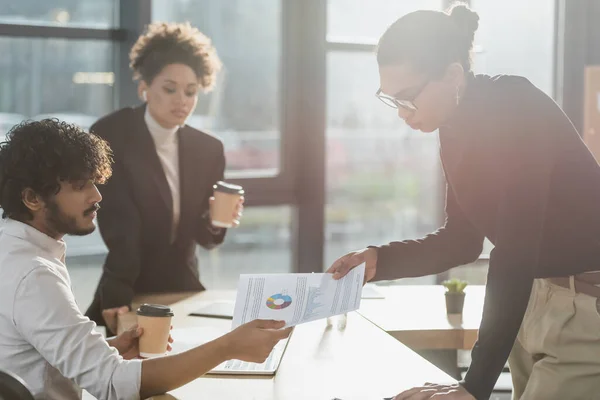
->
xmin=211 ymin=181 xmax=244 ymax=228
xmin=136 ymin=304 xmax=174 ymax=358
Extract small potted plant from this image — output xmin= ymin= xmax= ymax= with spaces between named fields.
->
xmin=442 ymin=278 xmax=468 ymax=314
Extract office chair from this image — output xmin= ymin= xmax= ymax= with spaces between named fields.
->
xmin=0 ymin=369 xmax=35 ymax=400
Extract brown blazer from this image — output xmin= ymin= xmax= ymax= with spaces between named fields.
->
xmin=85 ymin=105 xmax=226 ymax=330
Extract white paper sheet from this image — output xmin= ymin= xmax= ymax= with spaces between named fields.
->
xmin=232 ymin=265 xmax=365 ymax=328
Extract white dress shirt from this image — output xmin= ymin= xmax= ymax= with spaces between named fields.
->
xmin=144 ymin=108 xmax=180 ymax=241
xmin=0 ymin=219 xmax=142 ymax=400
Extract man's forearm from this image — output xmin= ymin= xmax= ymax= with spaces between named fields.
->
xmin=139 ymin=336 xmax=230 ymax=398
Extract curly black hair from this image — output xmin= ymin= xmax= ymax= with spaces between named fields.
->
xmin=129 ymin=21 xmax=222 ymax=91
xmin=0 ymin=119 xmax=113 ymax=221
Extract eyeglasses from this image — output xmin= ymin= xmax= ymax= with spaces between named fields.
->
xmin=375 ymin=81 xmax=430 ymax=112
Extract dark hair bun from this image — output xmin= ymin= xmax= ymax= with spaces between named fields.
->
xmin=448 ymin=3 xmax=479 ymax=49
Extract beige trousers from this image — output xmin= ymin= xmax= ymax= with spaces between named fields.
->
xmin=509 ymin=278 xmax=600 ymax=400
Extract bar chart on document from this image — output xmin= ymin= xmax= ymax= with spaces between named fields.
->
xmin=231 ymin=265 xmax=365 ymax=328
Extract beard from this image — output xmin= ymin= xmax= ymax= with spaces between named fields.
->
xmin=45 ymin=200 xmax=98 ymax=237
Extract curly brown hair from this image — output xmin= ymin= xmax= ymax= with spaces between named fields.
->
xmin=129 ymin=21 xmax=222 ymax=91
xmin=0 ymin=119 xmax=113 ymax=221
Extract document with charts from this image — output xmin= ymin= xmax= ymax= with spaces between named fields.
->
xmin=232 ymin=265 xmax=365 ymax=328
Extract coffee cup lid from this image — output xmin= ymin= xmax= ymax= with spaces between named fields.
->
xmin=136 ymin=303 xmax=174 ymax=317
xmin=213 ymin=181 xmax=244 ymax=195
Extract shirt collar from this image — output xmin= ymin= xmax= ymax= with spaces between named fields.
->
xmin=144 ymin=106 xmax=180 ymax=147
xmin=1 ymin=218 xmax=67 ymax=260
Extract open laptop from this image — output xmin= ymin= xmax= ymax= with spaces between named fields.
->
xmin=170 ymin=326 xmax=292 ymax=376
xmin=208 ymin=332 xmax=292 ymax=375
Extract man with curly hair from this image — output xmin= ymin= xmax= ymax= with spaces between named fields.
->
xmin=0 ymin=119 xmax=290 ymax=399
xmin=86 ymin=21 xmax=244 ymax=335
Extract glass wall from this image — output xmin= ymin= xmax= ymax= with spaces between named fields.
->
xmin=0 ymin=0 xmax=561 ymax=300
xmin=324 ymin=51 xmax=442 ymax=285
xmin=0 ymin=38 xmax=114 ymax=137
xmin=327 ymin=0 xmax=441 ymax=41
xmin=0 ymin=0 xmax=117 ymax=28
xmin=69 ymin=206 xmax=292 ymax=311
xmin=153 ymin=0 xmax=282 ymax=177
xmin=472 ymin=0 xmax=555 ymax=96
xmin=324 ymin=1 xmax=444 ymax=284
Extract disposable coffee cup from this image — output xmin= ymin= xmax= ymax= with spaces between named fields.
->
xmin=211 ymin=181 xmax=244 ymax=228
xmin=136 ymin=304 xmax=174 ymax=358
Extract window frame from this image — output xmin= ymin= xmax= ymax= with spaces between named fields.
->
xmin=0 ymin=0 xmax=590 ymax=277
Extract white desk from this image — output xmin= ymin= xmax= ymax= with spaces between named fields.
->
xmin=118 ymin=290 xmax=454 ymax=400
xmin=358 ymin=285 xmax=485 ymax=350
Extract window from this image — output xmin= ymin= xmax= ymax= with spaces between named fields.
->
xmin=0 ymin=0 xmax=118 ymax=28
xmin=327 ymin=0 xmax=441 ymax=42
xmin=198 ymin=206 xmax=292 ymax=289
xmin=0 ymin=37 xmax=115 ymax=256
xmin=67 ymin=206 xmax=292 ymax=311
xmin=324 ymin=1 xmax=444 ymax=285
xmin=152 ymin=0 xmax=282 ymax=177
xmin=1 ymin=0 xmax=567 ymax=307
xmin=0 ymin=38 xmax=114 ymax=134
xmin=149 ymin=2 xmax=292 ymax=297
xmin=324 ymin=51 xmax=443 ymax=285
xmin=471 ymin=0 xmax=556 ymax=96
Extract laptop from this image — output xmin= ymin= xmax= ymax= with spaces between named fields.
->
xmin=170 ymin=326 xmax=292 ymax=376
xmin=208 ymin=332 xmax=292 ymax=375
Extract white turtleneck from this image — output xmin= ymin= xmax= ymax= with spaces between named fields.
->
xmin=144 ymin=107 xmax=181 ymax=241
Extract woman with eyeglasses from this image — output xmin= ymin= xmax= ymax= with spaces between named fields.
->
xmin=329 ymin=4 xmax=600 ymax=400
xmin=85 ymin=22 xmax=244 ymax=335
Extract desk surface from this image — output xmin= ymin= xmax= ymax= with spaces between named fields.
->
xmin=358 ymin=285 xmax=485 ymax=350
xmin=121 ymin=291 xmax=453 ymax=400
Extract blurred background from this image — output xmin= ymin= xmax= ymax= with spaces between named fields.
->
xmin=0 ymin=0 xmax=594 ymax=314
